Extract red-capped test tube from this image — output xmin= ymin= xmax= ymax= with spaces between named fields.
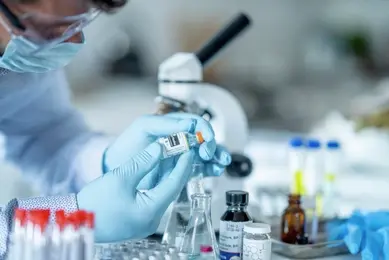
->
xmin=27 ymin=209 xmax=50 ymax=260
xmin=8 ymin=208 xmax=96 ymax=260
xmin=7 ymin=209 xmax=27 ymax=260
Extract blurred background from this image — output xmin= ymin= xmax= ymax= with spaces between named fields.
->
xmin=2 ymin=0 xmax=389 ymax=219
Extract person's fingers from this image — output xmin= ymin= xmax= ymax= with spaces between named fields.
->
xmin=136 ymin=115 xmax=197 ymax=136
xmin=378 ymin=228 xmax=389 ymax=260
xmin=326 ymin=222 xmax=347 ymax=241
xmin=212 ymin=145 xmax=232 ymax=166
xmin=204 ymin=163 xmax=225 ymax=177
xmin=136 ymin=167 xmax=160 ymax=190
xmin=147 ymin=150 xmax=195 ymax=207
xmin=199 ymin=142 xmax=231 ymax=163
xmin=365 ymin=211 xmax=389 ymax=230
xmin=198 ymin=140 xmax=217 ymax=160
xmin=165 ymin=113 xmax=215 ymax=142
xmin=344 ymin=224 xmax=363 ymax=254
xmin=361 ymin=232 xmax=382 ymax=260
xmin=111 ymin=143 xmax=162 ymax=190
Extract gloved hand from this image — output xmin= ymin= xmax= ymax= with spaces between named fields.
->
xmin=77 ymin=142 xmax=195 ymax=242
xmin=103 ymin=113 xmax=231 ymax=190
xmin=328 ymin=210 xmax=389 ymax=259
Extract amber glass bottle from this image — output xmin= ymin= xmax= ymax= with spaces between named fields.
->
xmin=280 ymin=194 xmax=307 ymax=244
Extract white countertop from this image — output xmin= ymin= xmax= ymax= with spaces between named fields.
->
xmin=271 ymin=253 xmax=358 ymax=260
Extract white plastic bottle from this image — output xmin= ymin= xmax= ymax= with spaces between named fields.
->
xmin=242 ymin=223 xmax=271 ymax=260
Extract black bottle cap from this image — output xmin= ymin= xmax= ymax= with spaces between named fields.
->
xmin=226 ymin=190 xmax=249 ymax=206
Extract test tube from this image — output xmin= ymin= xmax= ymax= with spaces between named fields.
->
xmin=288 ymin=137 xmax=305 ymax=195
xmin=32 ymin=213 xmax=49 ymax=260
xmin=82 ymin=212 xmax=95 ymax=260
xmin=303 ymin=139 xmax=322 ymax=243
xmin=322 ymin=140 xmax=341 ymax=219
xmin=8 ymin=209 xmax=27 ymax=260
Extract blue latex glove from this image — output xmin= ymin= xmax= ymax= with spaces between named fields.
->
xmin=103 ymin=114 xmax=231 ymax=189
xmin=328 ymin=211 xmax=389 ymax=259
xmin=77 ymin=142 xmax=195 ymax=242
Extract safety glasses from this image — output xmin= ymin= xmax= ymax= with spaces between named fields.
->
xmin=0 ymin=0 xmax=100 ymax=53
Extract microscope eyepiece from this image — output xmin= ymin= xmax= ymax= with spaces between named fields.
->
xmin=195 ymin=13 xmax=251 ymax=66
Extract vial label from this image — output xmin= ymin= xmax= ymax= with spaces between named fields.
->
xmin=219 ymin=220 xmax=252 ymax=260
xmin=158 ymin=132 xmax=190 ymax=158
xmin=242 ymin=238 xmax=271 ymax=260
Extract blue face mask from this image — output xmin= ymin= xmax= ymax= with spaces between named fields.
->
xmin=0 ymin=35 xmax=84 ymax=73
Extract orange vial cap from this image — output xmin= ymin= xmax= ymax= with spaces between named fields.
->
xmin=196 ymin=132 xmax=204 ymax=144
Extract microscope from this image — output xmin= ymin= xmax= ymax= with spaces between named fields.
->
xmin=155 ymin=13 xmax=254 ymax=229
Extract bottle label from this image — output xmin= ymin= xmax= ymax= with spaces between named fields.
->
xmin=158 ymin=132 xmax=189 ymax=157
xmin=242 ymin=238 xmax=271 ymax=260
xmin=219 ymin=220 xmax=252 ymax=260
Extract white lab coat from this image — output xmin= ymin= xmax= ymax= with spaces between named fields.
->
xmin=0 ymin=68 xmax=112 ymax=195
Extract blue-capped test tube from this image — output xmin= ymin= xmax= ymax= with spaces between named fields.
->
xmin=304 ymin=139 xmax=322 ymax=197
xmin=304 ymin=138 xmax=322 ymax=244
xmin=288 ymin=137 xmax=305 ymax=195
xmin=322 ymin=140 xmax=341 ymax=219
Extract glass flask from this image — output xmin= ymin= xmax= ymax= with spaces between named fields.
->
xmin=187 ymin=164 xmax=205 ymax=195
xmin=162 ymin=164 xmax=205 ymax=247
xmin=179 ymin=194 xmax=218 ymax=259
xmin=162 ymin=183 xmax=191 ymax=247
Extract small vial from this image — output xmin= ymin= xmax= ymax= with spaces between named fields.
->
xmin=219 ymin=191 xmax=252 ymax=260
xmin=280 ymin=194 xmax=307 ymax=244
xmin=242 ymin=223 xmax=271 ymax=260
xmin=158 ymin=132 xmax=204 ymax=159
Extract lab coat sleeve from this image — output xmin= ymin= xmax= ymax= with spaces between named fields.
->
xmin=1 ymin=70 xmax=114 ymax=195
xmin=0 ymin=194 xmax=78 ymax=260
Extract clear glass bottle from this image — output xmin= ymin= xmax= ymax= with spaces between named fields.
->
xmin=162 ymin=194 xmax=189 ymax=248
xmin=179 ymin=194 xmax=218 ymax=259
xmin=162 ymin=164 xmax=205 ymax=247
xmin=280 ymin=194 xmax=307 ymax=244
xmin=219 ymin=191 xmax=252 ymax=260
xmin=187 ymin=163 xmax=205 ymax=196
xmin=242 ymin=223 xmax=271 ymax=260
xmin=158 ymin=132 xmax=204 ymax=159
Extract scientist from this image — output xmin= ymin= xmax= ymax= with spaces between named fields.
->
xmin=0 ymin=0 xmax=231 ymax=258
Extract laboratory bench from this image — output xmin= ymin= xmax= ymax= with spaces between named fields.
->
xmin=146 ymin=234 xmax=359 ymax=260
xmin=271 ymin=254 xmax=358 ymax=260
